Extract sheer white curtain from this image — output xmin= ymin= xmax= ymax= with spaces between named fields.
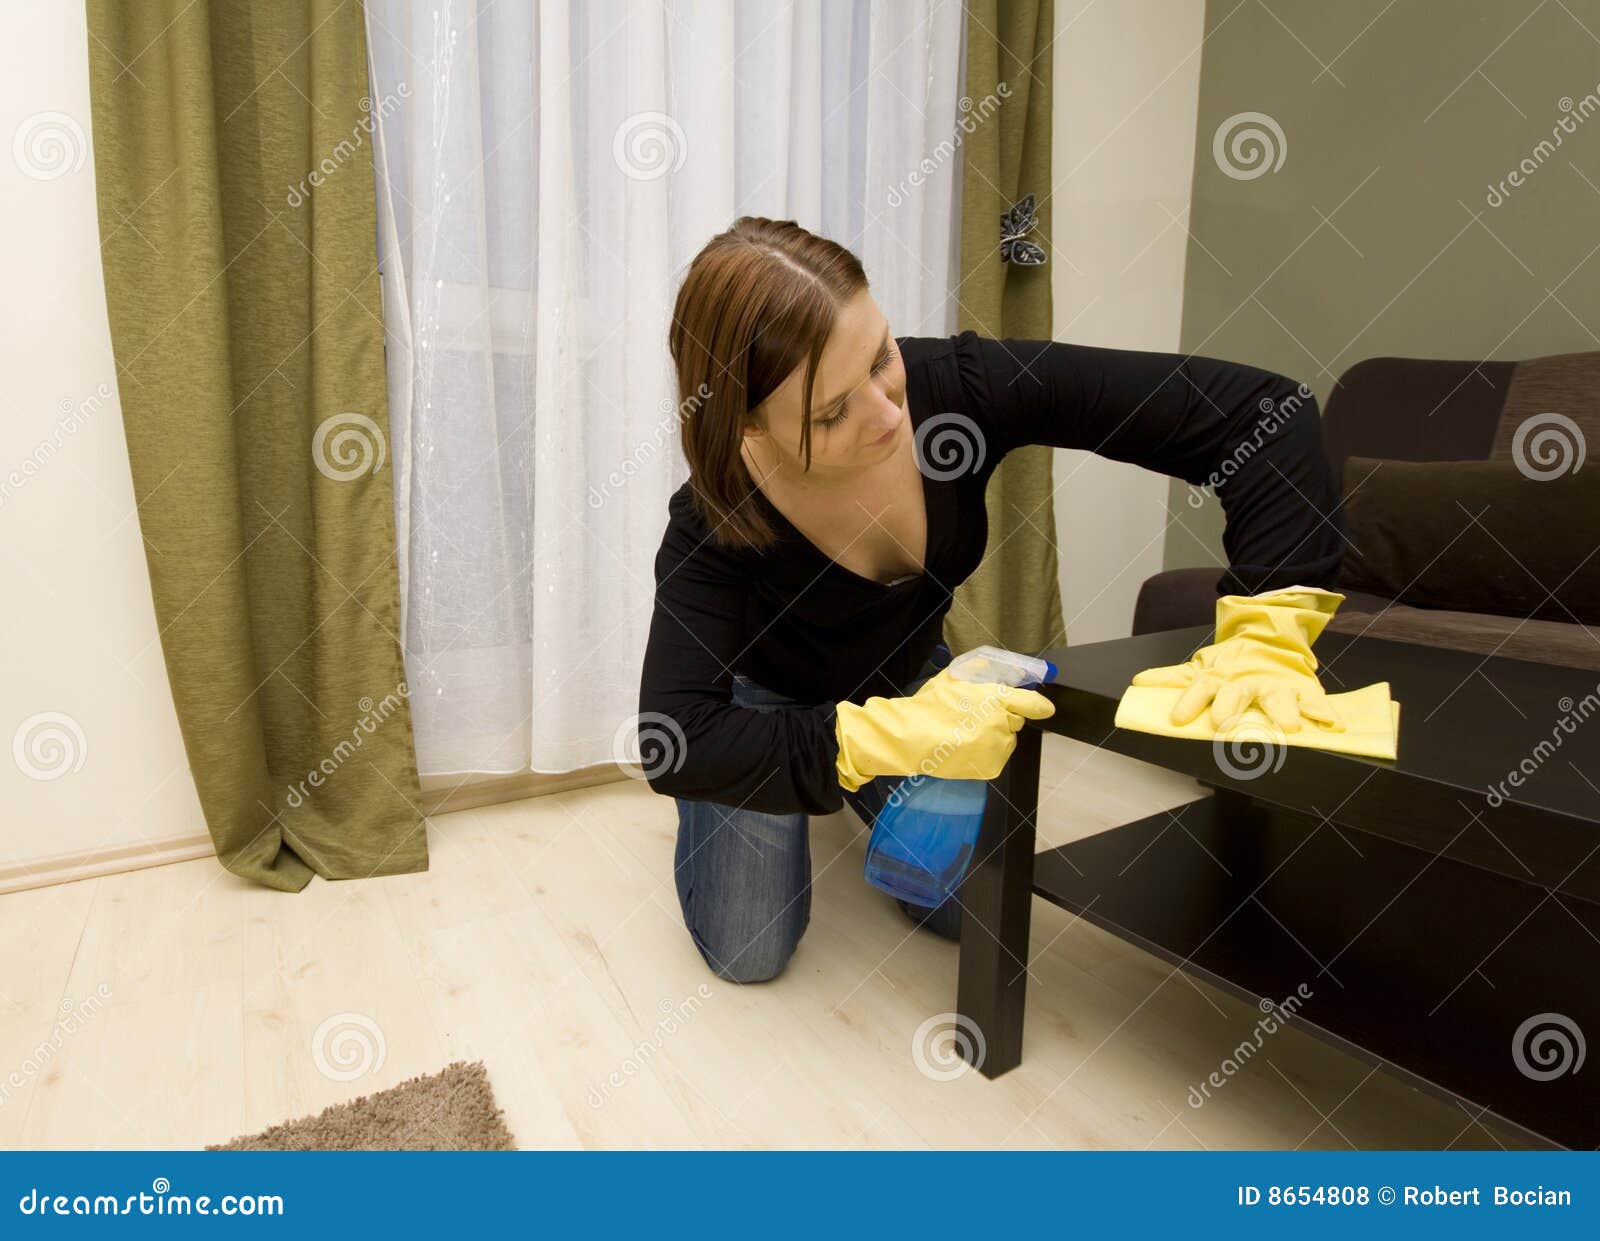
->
xmin=366 ymin=0 xmax=965 ymax=777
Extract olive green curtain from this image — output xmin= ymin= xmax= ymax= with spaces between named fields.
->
xmin=86 ymin=0 xmax=427 ymax=891
xmin=944 ymin=0 xmax=1068 ymax=658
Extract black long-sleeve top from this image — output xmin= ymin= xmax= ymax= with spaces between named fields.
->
xmin=638 ymin=330 xmax=1346 ymax=815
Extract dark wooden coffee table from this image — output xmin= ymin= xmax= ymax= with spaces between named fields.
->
xmin=954 ymin=625 xmax=1600 ymax=1149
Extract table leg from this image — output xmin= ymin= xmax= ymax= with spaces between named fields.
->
xmin=955 ymin=724 xmax=1041 ymax=1078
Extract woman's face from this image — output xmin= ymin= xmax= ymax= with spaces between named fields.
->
xmin=746 ymin=290 xmax=908 ymax=477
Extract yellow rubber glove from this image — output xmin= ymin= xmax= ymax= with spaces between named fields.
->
xmin=1129 ymin=586 xmax=1346 ymax=734
xmin=834 ymin=668 xmax=1057 ymax=792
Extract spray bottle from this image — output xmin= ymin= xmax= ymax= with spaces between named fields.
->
xmin=863 ymin=645 xmax=1058 ymax=907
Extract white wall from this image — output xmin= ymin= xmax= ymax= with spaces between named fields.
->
xmin=1051 ymin=0 xmax=1205 ymax=644
xmin=0 ymin=5 xmax=209 ymax=885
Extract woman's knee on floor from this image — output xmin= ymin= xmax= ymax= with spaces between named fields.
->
xmin=687 ymin=912 xmax=804 ymax=983
xmin=674 ymin=794 xmax=811 ymax=984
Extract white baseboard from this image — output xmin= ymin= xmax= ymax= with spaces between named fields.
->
xmin=0 ymin=834 xmax=217 ymax=896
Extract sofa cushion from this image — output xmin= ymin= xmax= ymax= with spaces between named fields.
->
xmin=1321 ymin=356 xmax=1513 ymax=483
xmin=1489 ymin=351 xmax=1600 ymax=470
xmin=1337 ymin=456 xmax=1600 ymax=626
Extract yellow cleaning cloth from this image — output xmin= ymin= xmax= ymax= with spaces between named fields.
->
xmin=1113 ymin=681 xmax=1401 ymax=761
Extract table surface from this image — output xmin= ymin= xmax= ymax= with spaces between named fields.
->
xmin=1036 ymin=625 xmax=1600 ymax=829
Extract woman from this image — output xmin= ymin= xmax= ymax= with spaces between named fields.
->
xmin=638 ymin=217 xmax=1346 ymax=984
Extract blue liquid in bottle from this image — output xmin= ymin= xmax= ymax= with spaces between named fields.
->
xmin=862 ymin=773 xmax=990 ymax=906
xmin=863 ymin=647 xmax=1056 ymax=908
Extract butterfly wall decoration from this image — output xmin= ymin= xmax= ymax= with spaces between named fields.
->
xmin=999 ymin=193 xmax=1046 ymax=266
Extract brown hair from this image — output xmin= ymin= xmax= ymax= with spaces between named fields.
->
xmin=668 ymin=216 xmax=868 ymax=551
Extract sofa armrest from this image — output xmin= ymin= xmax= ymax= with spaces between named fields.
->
xmin=1132 ymin=567 xmax=1221 ymax=635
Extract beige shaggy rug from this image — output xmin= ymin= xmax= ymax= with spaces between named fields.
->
xmin=207 ymin=1060 xmax=517 ymax=1151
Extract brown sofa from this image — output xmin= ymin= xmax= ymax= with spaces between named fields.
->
xmin=1133 ymin=350 xmax=1600 ymax=671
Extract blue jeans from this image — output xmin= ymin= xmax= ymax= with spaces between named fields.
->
xmin=672 ymin=642 xmax=962 ymax=983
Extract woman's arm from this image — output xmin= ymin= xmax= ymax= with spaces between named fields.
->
xmin=637 ymin=486 xmax=846 ymax=816
xmin=955 ymin=331 xmax=1347 ymax=595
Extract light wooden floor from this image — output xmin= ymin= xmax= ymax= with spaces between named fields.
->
xmin=1 ymin=735 xmax=1529 ymax=1150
